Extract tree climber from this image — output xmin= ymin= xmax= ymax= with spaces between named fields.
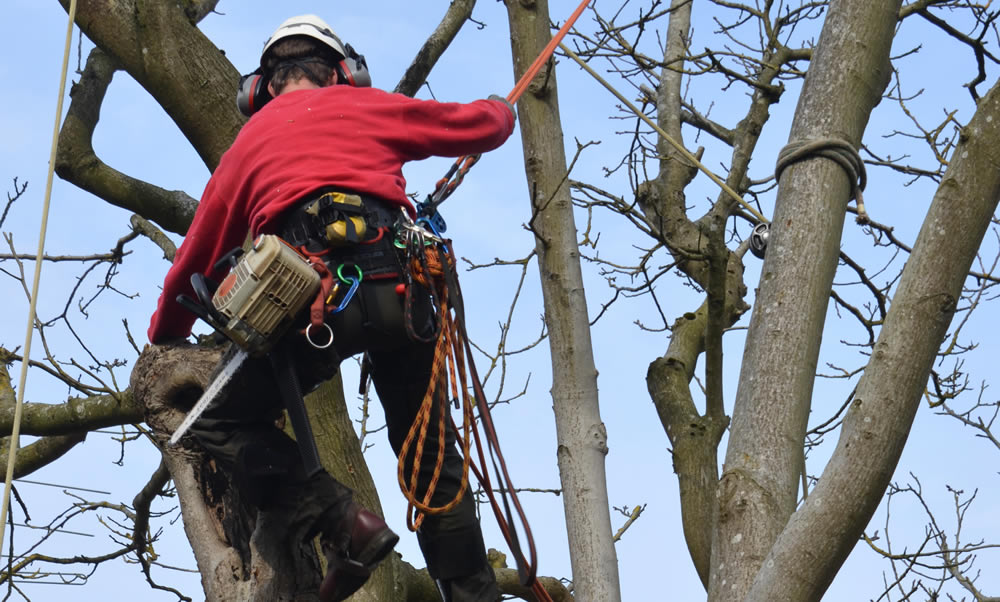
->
xmin=146 ymin=14 xmax=515 ymax=602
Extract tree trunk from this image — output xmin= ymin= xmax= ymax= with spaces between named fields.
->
xmin=743 ymin=72 xmax=1000 ymax=602
xmin=710 ymin=1 xmax=901 ymax=600
xmin=504 ymin=1 xmax=621 ymax=599
xmin=57 ymin=0 xmax=239 ymax=174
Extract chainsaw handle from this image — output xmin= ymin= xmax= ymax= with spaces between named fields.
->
xmin=176 ymin=293 xmax=224 ymax=331
xmin=214 ymin=247 xmax=244 ymax=272
xmin=188 ymin=273 xmax=227 ymax=326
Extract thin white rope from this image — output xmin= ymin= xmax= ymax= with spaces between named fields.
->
xmin=0 ymin=0 xmax=79 ymax=550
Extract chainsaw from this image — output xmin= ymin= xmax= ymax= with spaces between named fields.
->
xmin=171 ymin=234 xmax=326 ymax=476
xmin=178 ymin=234 xmax=321 ymax=356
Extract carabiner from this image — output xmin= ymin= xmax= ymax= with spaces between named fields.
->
xmin=415 ymin=215 xmax=443 ymax=239
xmin=330 ymin=275 xmax=360 ymax=314
xmin=337 ymin=264 xmax=363 ymax=285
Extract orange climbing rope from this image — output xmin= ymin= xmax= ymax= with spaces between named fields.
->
xmin=398 ymin=5 xmax=593 ymax=600
xmin=397 ymin=237 xmax=554 ymax=602
xmin=397 ymin=247 xmax=474 ymax=530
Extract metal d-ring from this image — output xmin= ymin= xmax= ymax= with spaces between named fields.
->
xmin=305 ymin=322 xmax=334 ymax=349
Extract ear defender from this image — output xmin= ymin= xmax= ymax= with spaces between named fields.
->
xmin=237 ymin=68 xmax=274 ymax=117
xmin=237 ymin=43 xmax=370 ymax=117
xmin=337 ymin=44 xmax=371 ymax=88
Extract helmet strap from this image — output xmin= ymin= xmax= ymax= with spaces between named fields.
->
xmin=270 ymin=57 xmax=334 ymax=88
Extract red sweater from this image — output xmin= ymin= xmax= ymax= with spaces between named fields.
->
xmin=147 ymin=85 xmax=515 ymax=343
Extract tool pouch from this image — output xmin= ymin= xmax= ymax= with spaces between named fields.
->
xmin=322 ymin=238 xmax=435 ymax=357
xmin=302 ymin=191 xmax=367 ymax=247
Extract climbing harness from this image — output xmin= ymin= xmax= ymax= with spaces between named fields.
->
xmin=171 ymin=194 xmax=404 ymax=474
xmin=0 ymin=0 xmax=78 ymax=552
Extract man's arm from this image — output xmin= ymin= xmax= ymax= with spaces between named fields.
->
xmin=391 ymin=94 xmax=517 ymax=160
xmin=147 ymin=174 xmax=247 ymax=343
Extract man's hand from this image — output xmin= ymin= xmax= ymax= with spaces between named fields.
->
xmin=488 ymin=94 xmax=517 ymax=124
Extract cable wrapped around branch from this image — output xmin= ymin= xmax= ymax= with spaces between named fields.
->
xmin=775 ymin=138 xmax=870 ymax=224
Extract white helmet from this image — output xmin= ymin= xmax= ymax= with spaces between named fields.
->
xmin=262 ymin=15 xmax=347 ymax=62
xmin=260 ymin=14 xmax=371 ymax=87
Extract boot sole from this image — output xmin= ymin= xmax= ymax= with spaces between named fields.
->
xmin=319 ymin=529 xmax=399 ymax=602
xmin=357 ymin=528 xmax=400 ymax=569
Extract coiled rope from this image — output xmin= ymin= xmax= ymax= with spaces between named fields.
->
xmin=0 ymin=0 xmax=79 ymax=550
xmin=398 ymin=237 xmax=553 ymax=601
xmin=775 ymin=138 xmax=869 ymax=224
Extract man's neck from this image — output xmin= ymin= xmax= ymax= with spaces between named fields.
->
xmin=279 ymin=79 xmax=322 ymax=95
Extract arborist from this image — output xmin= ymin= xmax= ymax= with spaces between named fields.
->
xmin=147 ymin=14 xmax=515 ymax=602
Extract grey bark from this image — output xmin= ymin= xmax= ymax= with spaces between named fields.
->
xmin=504 ymin=1 xmax=621 ymax=599
xmin=647 ymin=0 xmax=803 ymax=587
xmin=710 ymin=2 xmax=902 ymax=600
xmin=743 ymin=74 xmax=1000 ymax=602
xmin=394 ymin=0 xmax=477 ymax=97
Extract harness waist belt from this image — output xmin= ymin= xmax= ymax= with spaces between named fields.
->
xmin=281 ymin=189 xmax=400 ymax=249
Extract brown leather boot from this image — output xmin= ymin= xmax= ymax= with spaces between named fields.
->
xmin=318 ymin=504 xmax=399 ymax=602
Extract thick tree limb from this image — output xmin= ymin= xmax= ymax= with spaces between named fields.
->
xmin=56 ymin=48 xmax=198 ymax=235
xmin=394 ymin=0 xmax=477 ymax=97
xmin=505 ymin=0 xmax=620 ymax=599
xmin=646 ymin=300 xmax=727 ymax=587
xmin=742 ymin=73 xmax=1000 ymax=602
xmin=711 ymin=2 xmax=902 ymax=600
xmin=0 ymin=393 xmax=141 ymax=437
xmin=495 ymin=567 xmax=574 ymax=601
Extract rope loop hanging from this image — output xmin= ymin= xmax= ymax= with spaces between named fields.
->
xmin=395 ymin=231 xmax=553 ymax=601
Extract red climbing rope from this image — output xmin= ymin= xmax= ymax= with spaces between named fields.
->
xmin=506 ymin=0 xmax=591 ymax=105
xmin=422 ymin=0 xmax=592 ymax=214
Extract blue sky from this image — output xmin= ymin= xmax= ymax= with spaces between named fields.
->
xmin=2 ymin=1 xmax=999 ymax=601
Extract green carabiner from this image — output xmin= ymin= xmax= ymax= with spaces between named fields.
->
xmin=337 ymin=263 xmax=364 ymax=285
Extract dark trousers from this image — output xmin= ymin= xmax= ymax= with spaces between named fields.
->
xmin=189 ymin=307 xmax=497 ymax=597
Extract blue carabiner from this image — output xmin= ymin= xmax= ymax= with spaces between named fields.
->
xmin=328 ymin=264 xmax=363 ymax=314
xmin=330 ymin=276 xmax=360 ymax=314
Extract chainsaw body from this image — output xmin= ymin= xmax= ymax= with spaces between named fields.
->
xmin=179 ymin=234 xmax=320 ymax=356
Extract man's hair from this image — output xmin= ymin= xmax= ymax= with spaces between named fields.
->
xmin=262 ymin=36 xmax=340 ymax=94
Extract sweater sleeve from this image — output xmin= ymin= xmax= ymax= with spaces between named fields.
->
xmin=147 ymin=173 xmax=248 ymax=344
xmin=392 ymin=96 xmax=516 ymax=160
